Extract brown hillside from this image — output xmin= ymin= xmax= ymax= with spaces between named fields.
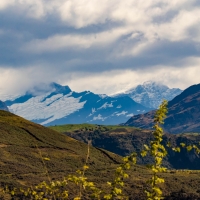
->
xmin=0 ymin=111 xmax=200 ymax=199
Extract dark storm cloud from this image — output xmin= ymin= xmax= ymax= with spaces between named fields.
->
xmin=0 ymin=0 xmax=200 ymax=95
xmin=0 ymin=8 xmax=123 ymax=68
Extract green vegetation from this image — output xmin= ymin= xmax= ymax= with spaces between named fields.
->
xmin=140 ymin=100 xmax=168 ymax=200
xmin=0 ymin=102 xmax=200 ymax=199
xmin=49 ymin=122 xmax=200 ymax=170
xmin=0 ymin=111 xmax=123 ymax=198
xmin=50 ymin=123 xmax=140 ymax=133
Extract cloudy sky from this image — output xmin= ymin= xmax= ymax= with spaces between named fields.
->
xmin=0 ymin=0 xmax=200 ymax=96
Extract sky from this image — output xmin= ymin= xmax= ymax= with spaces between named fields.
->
xmin=0 ymin=0 xmax=200 ymax=96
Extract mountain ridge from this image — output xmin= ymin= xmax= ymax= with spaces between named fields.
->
xmin=3 ymin=82 xmax=151 ymax=126
xmin=114 ymin=81 xmax=182 ymax=108
xmin=124 ymin=83 xmax=200 ymax=133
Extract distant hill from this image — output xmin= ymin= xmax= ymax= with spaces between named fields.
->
xmin=124 ymin=83 xmax=200 ymax=134
xmin=3 ymin=82 xmax=151 ymax=126
xmin=50 ymin=124 xmax=200 ymax=170
xmin=113 ymin=81 xmax=182 ymax=109
xmin=0 ymin=100 xmax=9 ymax=111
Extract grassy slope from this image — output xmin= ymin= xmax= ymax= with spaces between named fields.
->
xmin=50 ymin=123 xmax=140 ymax=132
xmin=50 ymin=124 xmax=200 ymax=169
xmin=50 ymin=124 xmax=200 ymax=198
xmin=0 ymin=111 xmax=124 ymax=198
xmin=0 ymin=112 xmax=199 ymax=199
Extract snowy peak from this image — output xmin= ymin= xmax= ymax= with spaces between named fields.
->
xmin=2 ymin=82 xmax=151 ymax=126
xmin=127 ymin=81 xmax=168 ymax=94
xmin=49 ymin=82 xmax=71 ymax=94
xmin=5 ymin=83 xmax=72 ymax=106
xmin=116 ymin=81 xmax=182 ymax=109
xmin=28 ymin=82 xmax=71 ymax=96
xmin=124 ymin=83 xmax=200 ymax=134
xmin=1 ymin=81 xmax=182 ymax=126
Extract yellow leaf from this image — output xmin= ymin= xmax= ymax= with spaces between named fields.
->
xmin=43 ymin=157 xmax=50 ymax=161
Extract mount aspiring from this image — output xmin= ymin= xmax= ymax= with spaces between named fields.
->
xmin=114 ymin=81 xmax=182 ymax=109
xmin=3 ymin=83 xmax=151 ymax=126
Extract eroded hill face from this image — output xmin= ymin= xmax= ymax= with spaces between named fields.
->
xmin=124 ymin=83 xmax=200 ymax=134
xmin=50 ymin=124 xmax=200 ymax=170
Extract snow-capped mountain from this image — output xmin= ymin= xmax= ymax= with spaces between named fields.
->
xmin=124 ymin=83 xmax=200 ymax=134
xmin=114 ymin=81 xmax=182 ymax=109
xmin=3 ymin=83 xmax=151 ymax=126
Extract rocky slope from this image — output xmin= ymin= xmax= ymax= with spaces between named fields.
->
xmin=3 ymin=82 xmax=151 ymax=126
xmin=124 ymin=83 xmax=200 ymax=133
xmin=114 ymin=81 xmax=182 ymax=108
xmin=50 ymin=124 xmax=200 ymax=170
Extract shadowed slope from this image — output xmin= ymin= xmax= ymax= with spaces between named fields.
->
xmin=50 ymin=124 xmax=200 ymax=170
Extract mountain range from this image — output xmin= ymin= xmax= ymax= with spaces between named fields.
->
xmin=124 ymin=83 xmax=200 ymax=133
xmin=114 ymin=81 xmax=182 ymax=108
xmin=3 ymin=82 xmax=150 ymax=126
xmin=0 ymin=81 xmax=182 ymax=126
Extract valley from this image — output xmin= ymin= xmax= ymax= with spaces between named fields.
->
xmin=50 ymin=124 xmax=200 ymax=170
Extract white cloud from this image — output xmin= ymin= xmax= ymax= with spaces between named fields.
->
xmin=0 ymin=0 xmax=15 ymax=10
xmin=0 ymin=0 xmax=45 ymax=18
xmin=0 ymin=0 xmax=200 ymax=96
xmin=0 ymin=66 xmax=59 ymax=96
xmin=58 ymin=0 xmax=115 ymax=28
xmin=0 ymin=62 xmax=200 ymax=98
xmin=156 ymin=9 xmax=200 ymax=42
xmin=18 ymin=0 xmax=200 ymax=58
xmin=23 ymin=26 xmax=131 ymax=53
xmin=62 ymin=65 xmax=200 ymax=95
